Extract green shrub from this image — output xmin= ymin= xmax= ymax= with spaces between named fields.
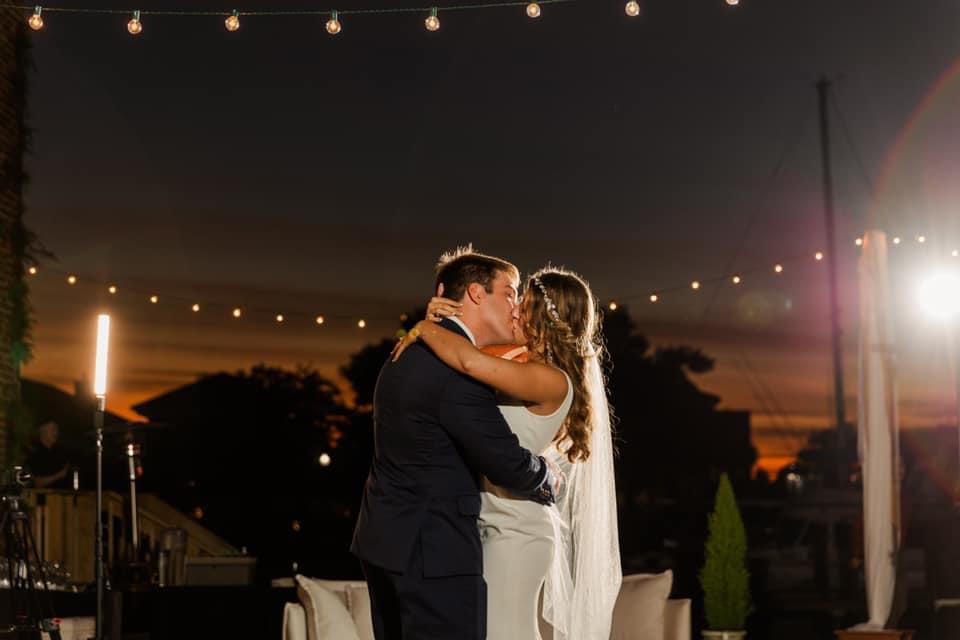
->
xmin=699 ymin=473 xmax=752 ymax=630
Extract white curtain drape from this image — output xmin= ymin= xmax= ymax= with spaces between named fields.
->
xmin=853 ymin=229 xmax=901 ymax=630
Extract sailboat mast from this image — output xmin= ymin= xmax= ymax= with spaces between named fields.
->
xmin=817 ymin=76 xmax=848 ymax=437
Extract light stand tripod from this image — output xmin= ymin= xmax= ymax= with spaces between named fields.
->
xmin=92 ymin=314 xmax=111 ymax=640
xmin=0 ymin=468 xmax=61 ymax=640
xmin=125 ymin=441 xmax=140 ymax=561
xmin=114 ymin=434 xmax=150 ymax=590
xmin=94 ymin=396 xmax=106 ymax=640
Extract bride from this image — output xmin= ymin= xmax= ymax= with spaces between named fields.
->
xmin=392 ymin=266 xmax=621 ymax=639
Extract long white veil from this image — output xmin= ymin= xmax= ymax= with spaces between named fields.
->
xmin=542 ymin=352 xmax=622 ymax=639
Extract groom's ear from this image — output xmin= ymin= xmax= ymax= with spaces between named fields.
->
xmin=465 ymin=282 xmax=485 ymax=306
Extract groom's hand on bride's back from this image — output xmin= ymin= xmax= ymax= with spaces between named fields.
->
xmin=527 ymin=456 xmax=558 ymax=506
xmin=545 ymin=457 xmax=565 ymax=496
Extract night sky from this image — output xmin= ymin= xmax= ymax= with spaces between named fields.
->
xmin=19 ymin=0 xmax=960 ymax=471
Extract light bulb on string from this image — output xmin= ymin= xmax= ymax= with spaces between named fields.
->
xmin=67 ymin=275 xmax=77 ymax=285
xmin=425 ymin=7 xmax=440 ymax=32
xmin=225 ymin=10 xmax=240 ymax=32
xmin=315 ymin=315 xmax=325 ymax=325
xmin=526 ymin=3 xmax=541 ymax=18
xmin=725 ymin=0 xmax=739 ymax=6
xmin=232 ymin=308 xmax=242 ymax=318
xmin=127 ymin=10 xmax=143 ymax=35
xmin=358 ymin=319 xmax=367 ymax=329
xmin=276 ymin=314 xmax=284 ymax=323
xmin=108 ymin=285 xmax=118 ymax=295
xmin=192 ymin=304 xmax=201 ymax=313
xmin=149 ymin=295 xmax=159 ymax=304
xmin=893 ymin=237 xmax=901 ymax=245
xmin=608 ymin=301 xmax=618 ymax=311
xmin=625 ymin=1 xmax=641 ymax=17
xmin=326 ymin=10 xmax=341 ymax=35
xmin=774 ymin=264 xmax=784 ymax=273
xmin=732 ymin=275 xmax=741 ymax=284
xmin=649 ymin=294 xmax=659 ymax=303
xmin=815 ymin=251 xmax=824 ymax=261
xmin=855 ymin=237 xmax=863 ymax=247
xmin=691 ymin=281 xmax=700 ymax=290
xmin=27 ymin=266 xmax=37 ymax=276
xmin=917 ymin=235 xmax=927 ymax=244
xmin=28 ymin=6 xmax=43 ymax=31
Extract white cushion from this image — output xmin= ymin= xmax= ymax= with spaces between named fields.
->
xmin=346 ymin=583 xmax=376 ymax=640
xmin=283 ymin=603 xmax=308 ymax=640
xmin=664 ymin=599 xmax=692 ymax=640
xmin=295 ymin=575 xmax=362 ymax=640
xmin=609 ymin=570 xmax=673 ymax=640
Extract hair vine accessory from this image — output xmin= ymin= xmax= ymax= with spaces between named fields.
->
xmin=531 ymin=275 xmax=562 ymax=326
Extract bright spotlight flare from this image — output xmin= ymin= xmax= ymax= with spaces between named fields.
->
xmin=94 ymin=314 xmax=111 ymax=398
xmin=918 ymin=270 xmax=960 ymax=320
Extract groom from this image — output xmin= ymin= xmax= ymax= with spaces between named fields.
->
xmin=351 ymin=247 xmax=555 ymax=640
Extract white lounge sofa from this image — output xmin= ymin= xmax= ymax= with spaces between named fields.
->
xmin=279 ymin=571 xmax=691 ymax=640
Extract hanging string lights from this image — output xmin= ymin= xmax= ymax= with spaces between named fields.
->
xmin=224 ymin=9 xmax=240 ymax=32
xmin=8 ymin=0 xmax=749 ymax=51
xmin=16 ymin=0 xmax=603 ymax=37
xmin=22 ymin=232 xmax=956 ymax=330
xmin=27 ymin=5 xmax=42 ymax=30
xmin=127 ymin=10 xmax=142 ymax=35
xmin=424 ymin=7 xmax=440 ymax=32
xmin=325 ymin=10 xmax=341 ymax=35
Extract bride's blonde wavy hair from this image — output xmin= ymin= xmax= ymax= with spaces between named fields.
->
xmin=521 ymin=266 xmax=605 ymax=463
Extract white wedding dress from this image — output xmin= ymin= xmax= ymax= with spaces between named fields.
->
xmin=480 ymin=356 xmax=622 ymax=640
xmin=480 ymin=372 xmax=573 ymax=640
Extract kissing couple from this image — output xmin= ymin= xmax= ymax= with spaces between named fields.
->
xmin=352 ymin=246 xmax=621 ymax=639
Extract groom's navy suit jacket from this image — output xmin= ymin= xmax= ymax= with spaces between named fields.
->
xmin=351 ymin=318 xmax=549 ymax=578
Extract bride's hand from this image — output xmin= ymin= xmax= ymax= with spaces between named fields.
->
xmin=426 ymin=296 xmax=462 ymax=323
xmin=391 ymin=321 xmax=425 ymax=362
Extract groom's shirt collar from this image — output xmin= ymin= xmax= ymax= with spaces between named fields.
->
xmin=448 ymin=317 xmax=477 ymax=346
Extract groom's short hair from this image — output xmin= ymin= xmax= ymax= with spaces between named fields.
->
xmin=435 ymin=245 xmax=518 ymax=302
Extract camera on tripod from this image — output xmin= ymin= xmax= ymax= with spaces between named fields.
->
xmin=0 ymin=466 xmax=32 ymax=498
xmin=0 ymin=464 xmax=62 ymax=640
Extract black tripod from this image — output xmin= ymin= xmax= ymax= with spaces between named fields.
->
xmin=0 ymin=470 xmax=61 ymax=640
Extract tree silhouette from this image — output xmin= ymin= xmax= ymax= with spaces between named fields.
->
xmin=603 ymin=306 xmax=755 ymax=504
xmin=134 ymin=364 xmax=358 ymax=577
xmin=340 ymin=308 xmax=422 ymax=407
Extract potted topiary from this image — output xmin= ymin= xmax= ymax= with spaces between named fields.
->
xmin=699 ymin=473 xmax=752 ymax=640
